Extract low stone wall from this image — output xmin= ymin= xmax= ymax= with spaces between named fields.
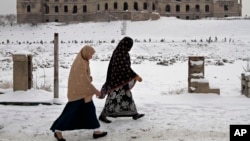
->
xmin=241 ymin=73 xmax=250 ymax=97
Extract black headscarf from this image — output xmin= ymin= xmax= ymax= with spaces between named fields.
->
xmin=100 ymin=37 xmax=137 ymax=98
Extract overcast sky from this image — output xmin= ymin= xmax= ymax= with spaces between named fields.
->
xmin=0 ymin=0 xmax=249 ymax=16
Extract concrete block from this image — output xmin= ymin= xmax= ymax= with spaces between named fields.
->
xmin=247 ymin=93 xmax=250 ymax=98
xmin=193 ymin=87 xmax=210 ymax=93
xmin=246 ymin=75 xmax=250 ymax=81
xmin=12 ymin=54 xmax=33 ymax=91
xmin=242 ymin=88 xmax=248 ymax=95
xmin=13 ymin=55 xmax=28 ymax=61
xmin=241 ymin=80 xmax=246 ymax=86
xmin=190 ymin=82 xmax=209 ymax=88
xmin=208 ymin=88 xmax=220 ymax=95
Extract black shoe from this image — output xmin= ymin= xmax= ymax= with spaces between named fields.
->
xmin=54 ymin=133 xmax=66 ymax=141
xmin=99 ymin=115 xmax=111 ymax=123
xmin=132 ymin=113 xmax=145 ymax=120
xmin=93 ymin=131 xmax=108 ymax=139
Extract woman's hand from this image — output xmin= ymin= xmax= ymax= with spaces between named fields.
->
xmin=95 ymin=89 xmax=101 ymax=97
xmin=135 ymin=75 xmax=143 ymax=82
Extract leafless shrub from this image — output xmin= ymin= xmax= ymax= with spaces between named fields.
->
xmin=0 ymin=81 xmax=13 ymax=89
xmin=34 ymin=82 xmax=52 ymax=92
xmin=243 ymin=59 xmax=250 ymax=72
xmin=33 ymin=67 xmax=52 ymax=92
xmin=161 ymin=87 xmax=186 ymax=95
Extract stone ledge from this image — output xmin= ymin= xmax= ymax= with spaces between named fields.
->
xmin=0 ymin=101 xmax=53 ymax=106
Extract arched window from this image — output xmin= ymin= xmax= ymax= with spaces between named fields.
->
xmin=134 ymin=2 xmax=138 ymax=11
xmin=152 ymin=3 xmax=155 ymax=11
xmin=55 ymin=6 xmax=59 ymax=13
xmin=165 ymin=5 xmax=170 ymax=12
xmin=27 ymin=5 xmax=31 ymax=12
xmin=83 ymin=5 xmax=87 ymax=12
xmin=176 ymin=5 xmax=180 ymax=12
xmin=105 ymin=3 xmax=108 ymax=10
xmin=186 ymin=5 xmax=190 ymax=12
xmin=143 ymin=2 xmax=147 ymax=10
xmin=45 ymin=5 xmax=49 ymax=14
xmin=195 ymin=5 xmax=200 ymax=12
xmin=73 ymin=5 xmax=77 ymax=13
xmin=123 ymin=2 xmax=128 ymax=11
xmin=224 ymin=5 xmax=228 ymax=11
xmin=114 ymin=2 xmax=118 ymax=10
xmin=64 ymin=6 xmax=68 ymax=12
xmin=97 ymin=4 xmax=100 ymax=11
xmin=205 ymin=5 xmax=209 ymax=12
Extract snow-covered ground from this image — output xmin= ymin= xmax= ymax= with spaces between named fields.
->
xmin=0 ymin=17 xmax=250 ymax=141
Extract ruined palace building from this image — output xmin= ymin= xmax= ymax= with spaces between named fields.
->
xmin=17 ymin=0 xmax=242 ymax=23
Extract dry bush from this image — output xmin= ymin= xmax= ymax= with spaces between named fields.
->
xmin=243 ymin=59 xmax=250 ymax=72
xmin=161 ymin=87 xmax=186 ymax=95
xmin=33 ymin=81 xmax=52 ymax=92
xmin=0 ymin=81 xmax=13 ymax=89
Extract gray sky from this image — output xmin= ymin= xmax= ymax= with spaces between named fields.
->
xmin=0 ymin=0 xmax=249 ymax=16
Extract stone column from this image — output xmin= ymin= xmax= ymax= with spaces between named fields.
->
xmin=12 ymin=53 xmax=33 ymax=91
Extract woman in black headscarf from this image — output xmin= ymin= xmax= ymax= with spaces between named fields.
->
xmin=98 ymin=36 xmax=144 ymax=123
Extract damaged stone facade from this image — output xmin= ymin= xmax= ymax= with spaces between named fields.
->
xmin=17 ymin=0 xmax=242 ymax=23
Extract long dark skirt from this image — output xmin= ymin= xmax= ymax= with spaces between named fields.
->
xmin=100 ymin=84 xmax=138 ymax=117
xmin=50 ymin=99 xmax=100 ymax=132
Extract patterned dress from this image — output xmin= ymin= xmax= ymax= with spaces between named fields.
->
xmin=101 ymin=80 xmax=138 ymax=117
